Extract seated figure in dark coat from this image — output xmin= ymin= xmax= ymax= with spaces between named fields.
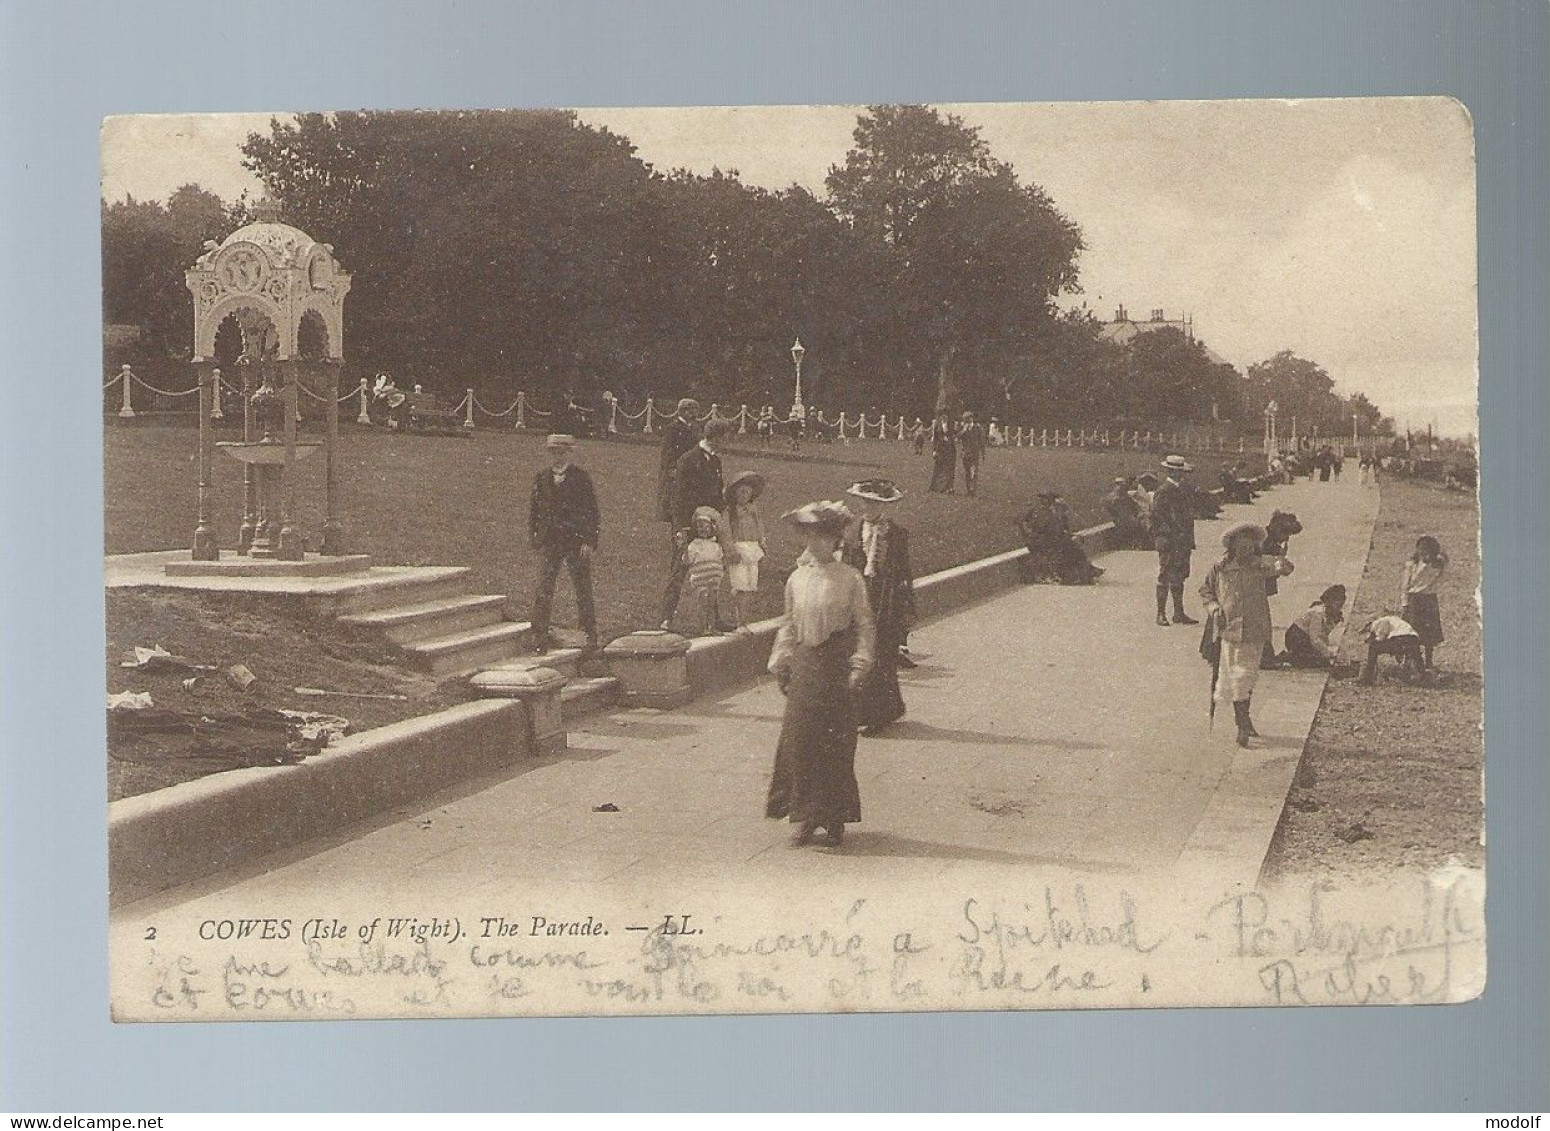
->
xmin=1102 ymin=477 xmax=1151 ymax=549
xmin=1019 ymin=491 xmax=1104 ymax=585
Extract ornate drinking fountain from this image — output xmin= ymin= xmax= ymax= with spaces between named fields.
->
xmin=175 ymin=201 xmax=362 ymax=573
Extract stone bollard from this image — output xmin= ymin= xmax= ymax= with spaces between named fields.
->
xmin=468 ymin=664 xmax=568 ymax=757
xmin=603 ymin=630 xmax=693 ymax=708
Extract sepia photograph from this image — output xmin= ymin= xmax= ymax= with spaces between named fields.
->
xmin=100 ymin=98 xmax=1484 ymax=1020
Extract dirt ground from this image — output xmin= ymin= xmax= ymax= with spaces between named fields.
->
xmin=1262 ymin=477 xmax=1483 ymax=881
xmin=106 ymin=589 xmax=470 ymax=801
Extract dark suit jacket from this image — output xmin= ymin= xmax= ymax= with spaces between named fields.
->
xmin=671 ymin=445 xmax=724 ymax=531
xmin=529 ymin=466 xmax=600 ymax=549
xmin=843 ymin=520 xmax=917 ymax=635
xmin=656 ymin=420 xmax=700 ymax=522
xmin=1148 ymin=478 xmax=1196 ymax=549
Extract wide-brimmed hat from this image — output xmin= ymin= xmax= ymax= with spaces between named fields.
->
xmin=845 ymin=478 xmax=904 ymax=503
xmin=1161 ymin=454 xmax=1194 ymax=473
xmin=724 ymin=471 xmax=767 ymax=504
xmin=1320 ymin=584 xmax=1348 ymax=604
xmin=675 ymin=397 xmax=701 ymax=415
xmin=1112 ymin=476 xmax=1130 ymax=486
xmin=782 ymin=500 xmax=854 ymax=535
xmin=1220 ymin=521 xmax=1267 ymax=549
xmin=691 ymin=505 xmax=721 ymax=527
xmin=545 ymin=433 xmax=576 ymax=449
xmin=1137 ymin=473 xmax=1159 ymax=487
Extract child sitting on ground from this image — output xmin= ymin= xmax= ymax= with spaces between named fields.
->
xmin=682 ymin=506 xmax=727 ymax=637
xmin=1279 ymin=584 xmax=1347 ymax=668
xmin=1400 ymin=535 xmax=1448 ymax=673
xmin=1358 ymin=611 xmax=1427 ymax=684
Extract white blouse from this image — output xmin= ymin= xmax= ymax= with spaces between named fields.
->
xmin=767 ymin=550 xmax=876 ymax=677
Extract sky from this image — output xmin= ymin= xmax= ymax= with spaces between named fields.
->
xmin=100 ymin=99 xmax=1478 ymax=435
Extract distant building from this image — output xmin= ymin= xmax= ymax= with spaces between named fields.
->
xmin=1098 ymin=305 xmax=1233 ymax=368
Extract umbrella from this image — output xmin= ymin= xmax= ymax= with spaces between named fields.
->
xmin=1199 ymin=615 xmax=1222 ymax=730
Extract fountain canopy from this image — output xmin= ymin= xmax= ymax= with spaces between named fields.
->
xmin=186 ymin=205 xmax=352 ymax=363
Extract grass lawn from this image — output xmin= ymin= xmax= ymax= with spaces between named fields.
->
xmin=106 ymin=421 xmax=1251 ymax=640
xmin=1263 ymin=478 xmax=1483 ymax=880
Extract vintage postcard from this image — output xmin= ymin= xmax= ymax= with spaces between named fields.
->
xmin=102 ymin=98 xmax=1482 ymax=1019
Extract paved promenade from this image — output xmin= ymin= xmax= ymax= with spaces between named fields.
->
xmin=116 ymin=475 xmax=1379 ymax=922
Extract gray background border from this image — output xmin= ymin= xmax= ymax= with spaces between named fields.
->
xmin=2 ymin=0 xmax=1545 ymax=1112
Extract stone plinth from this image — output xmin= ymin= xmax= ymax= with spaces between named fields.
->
xmin=163 ymin=553 xmax=373 ymax=578
xmin=602 ymin=630 xmax=693 ymax=708
xmin=468 ymin=664 xmax=568 ymax=757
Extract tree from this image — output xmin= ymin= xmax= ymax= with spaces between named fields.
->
xmin=241 ymin=111 xmax=677 ymax=397
xmin=826 ymin=106 xmax=1084 ymax=414
xmin=101 ymin=184 xmax=233 ymax=356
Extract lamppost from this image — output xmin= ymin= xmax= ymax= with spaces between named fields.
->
xmin=790 ymin=338 xmax=806 ymax=417
xmin=1264 ymin=399 xmax=1278 ymax=456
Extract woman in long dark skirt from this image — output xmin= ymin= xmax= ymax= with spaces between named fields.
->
xmin=842 ymin=479 xmax=916 ymax=734
xmin=765 ymin=501 xmax=877 ymax=848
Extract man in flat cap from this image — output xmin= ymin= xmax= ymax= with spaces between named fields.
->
xmin=528 ymin=434 xmax=600 ymax=655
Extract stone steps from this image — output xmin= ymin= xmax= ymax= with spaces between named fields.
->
xmin=405 ymin=621 xmax=535 ymax=677
xmin=470 ymin=648 xmax=586 ymax=682
xmin=313 ymin=566 xmax=476 ymax=617
xmin=338 ymin=593 xmax=511 ymax=644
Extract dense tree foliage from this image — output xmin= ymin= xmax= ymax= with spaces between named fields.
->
xmin=1245 ymin=351 xmax=1395 ymax=437
xmin=101 ymin=185 xmax=233 ymax=356
xmin=99 ymin=106 xmax=1392 ymax=429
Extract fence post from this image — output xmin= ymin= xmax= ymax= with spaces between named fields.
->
xmin=193 ymin=366 xmax=217 ymax=560
xmin=643 ymin=397 xmax=655 ymax=435
xmin=118 ymin=366 xmax=135 ymax=418
xmin=208 ymin=368 xmax=225 ymax=421
xmin=464 ymin=389 xmax=476 ymax=429
xmin=609 ymin=396 xmax=620 ymax=434
xmin=514 ymin=391 xmax=526 ymax=431
xmin=356 ymin=377 xmax=372 ymax=425
xmin=738 ymin=405 xmax=748 ymax=434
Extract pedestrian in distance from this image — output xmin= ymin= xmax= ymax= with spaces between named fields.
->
xmin=526 ymin=434 xmax=600 ymax=656
xmin=928 ymin=412 xmax=957 ymax=493
xmin=1149 ymin=454 xmax=1201 ymax=626
xmin=842 ymin=479 xmax=916 ymax=734
xmin=765 ymin=501 xmax=876 ymax=849
xmin=1199 ymin=521 xmax=1295 ymax=747
xmin=721 ymin=471 xmax=768 ymax=632
xmin=959 ymin=411 xmax=987 ymax=497
xmin=1400 ymin=535 xmax=1448 ymax=673
xmin=911 ymin=417 xmax=927 ymax=455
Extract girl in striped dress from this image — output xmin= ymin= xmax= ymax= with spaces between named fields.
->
xmin=682 ymin=507 xmax=727 ymax=637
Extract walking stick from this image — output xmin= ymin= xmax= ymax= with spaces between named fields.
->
xmin=1203 ymin=616 xmax=1222 ymax=730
